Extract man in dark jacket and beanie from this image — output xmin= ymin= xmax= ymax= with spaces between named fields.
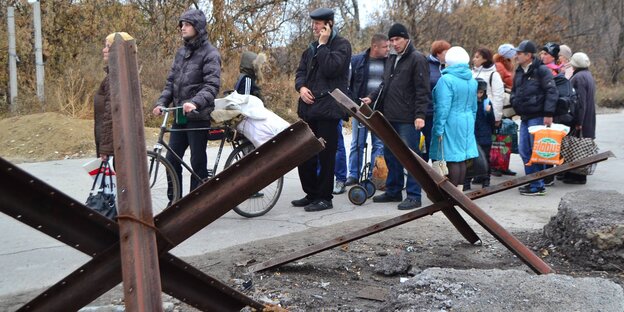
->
xmin=291 ymin=7 xmax=352 ymax=212
xmin=362 ymin=23 xmax=431 ymax=210
xmin=153 ymin=9 xmax=221 ymax=200
xmin=510 ymin=40 xmax=558 ymax=196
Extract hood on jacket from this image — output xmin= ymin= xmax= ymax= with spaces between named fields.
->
xmin=240 ymin=51 xmax=267 ymax=81
xmin=427 ymin=54 xmax=441 ymax=65
xmin=472 ymin=64 xmax=497 ymax=76
xmin=179 ymin=9 xmax=208 ymax=42
xmin=442 ymin=63 xmax=473 ymax=80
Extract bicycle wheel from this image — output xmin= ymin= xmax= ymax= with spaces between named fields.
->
xmin=146 ymin=151 xmax=180 ymax=214
xmin=225 ymin=141 xmax=283 ymax=218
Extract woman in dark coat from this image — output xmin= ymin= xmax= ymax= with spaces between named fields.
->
xmin=93 ymin=32 xmax=134 ymax=161
xmin=563 ymin=52 xmax=596 ymax=184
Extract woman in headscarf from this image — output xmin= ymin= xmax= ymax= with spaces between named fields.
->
xmin=93 ymin=32 xmax=134 ymax=161
xmin=562 ymin=52 xmax=596 ymax=185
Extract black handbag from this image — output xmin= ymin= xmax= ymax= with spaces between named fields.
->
xmin=466 ymin=145 xmax=489 ymax=178
xmin=85 ymin=161 xmax=117 ymax=219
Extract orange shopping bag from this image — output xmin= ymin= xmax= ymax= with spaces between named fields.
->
xmin=526 ymin=124 xmax=569 ymax=166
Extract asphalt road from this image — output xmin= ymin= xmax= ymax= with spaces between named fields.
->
xmin=1 ymin=112 xmax=622 ymax=299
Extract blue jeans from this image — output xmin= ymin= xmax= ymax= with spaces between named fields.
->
xmin=334 ymin=120 xmax=347 ymax=182
xmin=384 ymin=122 xmax=422 ymax=200
xmin=519 ymin=117 xmax=545 ymax=189
xmin=348 ymin=118 xmax=383 ymax=179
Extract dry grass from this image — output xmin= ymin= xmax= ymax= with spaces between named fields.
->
xmin=596 ymin=83 xmax=624 ymax=109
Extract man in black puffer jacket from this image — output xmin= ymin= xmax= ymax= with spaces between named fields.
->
xmin=510 ymin=40 xmax=558 ymax=196
xmin=362 ymin=23 xmax=431 ymax=211
xmin=291 ymin=8 xmax=352 ymax=212
xmin=153 ymin=9 xmax=221 ymax=199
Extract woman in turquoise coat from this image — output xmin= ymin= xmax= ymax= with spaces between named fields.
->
xmin=429 ymin=46 xmax=479 ymax=186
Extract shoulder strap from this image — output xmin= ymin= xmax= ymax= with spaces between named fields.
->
xmin=489 ymin=71 xmax=494 ymax=86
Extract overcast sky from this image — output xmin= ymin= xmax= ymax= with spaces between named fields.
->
xmin=360 ymin=0 xmax=384 ymax=27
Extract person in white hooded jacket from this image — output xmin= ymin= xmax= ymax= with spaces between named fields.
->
xmin=472 ymin=47 xmax=505 ymax=127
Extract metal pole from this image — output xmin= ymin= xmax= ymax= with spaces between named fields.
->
xmin=108 ymin=35 xmax=163 ymax=312
xmin=32 ymin=1 xmax=45 ymax=104
xmin=7 ymin=6 xmax=18 ymax=112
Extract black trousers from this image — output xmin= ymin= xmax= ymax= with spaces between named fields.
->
xmin=297 ymin=119 xmax=340 ymax=202
xmin=166 ymin=120 xmax=211 ymax=198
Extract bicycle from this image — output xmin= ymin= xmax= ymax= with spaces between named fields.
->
xmin=146 ymin=107 xmax=283 ymax=217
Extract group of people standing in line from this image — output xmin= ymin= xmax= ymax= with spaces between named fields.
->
xmin=94 ymin=7 xmax=596 ymax=212
xmin=292 ymin=7 xmax=596 ymax=212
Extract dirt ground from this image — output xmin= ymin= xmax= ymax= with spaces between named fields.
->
xmin=1 ymin=113 xmax=623 ymax=311
xmin=0 ymin=112 xmax=161 ymax=163
xmin=45 ymin=217 xmax=619 ymax=311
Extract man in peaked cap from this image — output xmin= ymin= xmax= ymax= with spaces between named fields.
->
xmin=292 ymin=7 xmax=352 ymax=212
xmin=361 ymin=23 xmax=431 ymax=210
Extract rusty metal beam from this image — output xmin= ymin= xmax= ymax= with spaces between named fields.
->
xmin=0 ymin=158 xmax=262 ymax=311
xmin=331 ymin=89 xmax=555 ymax=274
xmin=335 ymin=92 xmax=481 ymax=244
xmin=109 ymin=34 xmax=163 ymax=311
xmin=5 ymin=120 xmax=322 ymax=311
xmin=249 ymin=149 xmax=613 ymax=273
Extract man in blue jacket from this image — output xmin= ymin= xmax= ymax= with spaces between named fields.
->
xmin=344 ymin=33 xmax=389 ymax=187
xmin=362 ymin=23 xmax=431 ymax=210
xmin=510 ymin=40 xmax=558 ymax=196
xmin=292 ymin=8 xmax=352 ymax=212
xmin=153 ymin=9 xmax=221 ymax=200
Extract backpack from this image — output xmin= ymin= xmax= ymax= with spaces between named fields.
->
xmin=552 ymin=74 xmax=579 ymax=126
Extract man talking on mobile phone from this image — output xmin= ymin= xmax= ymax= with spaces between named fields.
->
xmin=291 ymin=8 xmax=352 ymax=212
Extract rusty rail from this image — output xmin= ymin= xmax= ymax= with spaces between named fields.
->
xmin=1 ymin=121 xmax=323 ymax=311
xmin=109 ymin=34 xmax=163 ymax=311
xmin=249 ymin=150 xmax=613 ymax=273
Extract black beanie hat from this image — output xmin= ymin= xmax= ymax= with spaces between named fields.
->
xmin=388 ymin=23 xmax=409 ymax=39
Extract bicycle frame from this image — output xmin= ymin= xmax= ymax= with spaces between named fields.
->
xmin=153 ymin=107 xmax=243 ymax=185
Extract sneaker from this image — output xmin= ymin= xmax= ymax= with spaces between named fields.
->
xmin=397 ymin=198 xmax=422 ymax=210
xmin=462 ymin=183 xmax=472 ymax=192
xmin=491 ymin=169 xmax=503 ymax=177
xmin=304 ymin=200 xmax=333 ymax=212
xmin=345 ymin=177 xmax=358 ymax=186
xmin=519 ymin=186 xmax=546 ymax=196
xmin=291 ymin=197 xmax=312 ymax=207
xmin=372 ymin=192 xmax=403 ymax=203
xmin=333 ymin=181 xmax=346 ymax=195
xmin=471 ymin=177 xmax=483 ymax=184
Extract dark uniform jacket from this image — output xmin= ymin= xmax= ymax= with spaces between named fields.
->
xmin=510 ymin=58 xmax=558 ymax=121
xmin=295 ymin=31 xmax=351 ymax=121
xmin=370 ymin=42 xmax=431 ymax=123
xmin=155 ymin=9 xmax=221 ymax=122
xmin=93 ymin=67 xmax=113 ymax=156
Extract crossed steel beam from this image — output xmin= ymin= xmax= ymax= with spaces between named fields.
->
xmin=249 ymin=89 xmax=614 ymax=274
xmin=0 ymin=121 xmax=324 ymax=311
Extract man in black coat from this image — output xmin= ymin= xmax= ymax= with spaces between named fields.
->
xmin=153 ymin=9 xmax=221 ymax=199
xmin=510 ymin=40 xmax=558 ymax=196
xmin=362 ymin=23 xmax=431 ymax=210
xmin=292 ymin=8 xmax=352 ymax=212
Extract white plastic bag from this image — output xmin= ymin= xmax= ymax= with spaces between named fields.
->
xmin=83 ymin=158 xmax=116 ymax=195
